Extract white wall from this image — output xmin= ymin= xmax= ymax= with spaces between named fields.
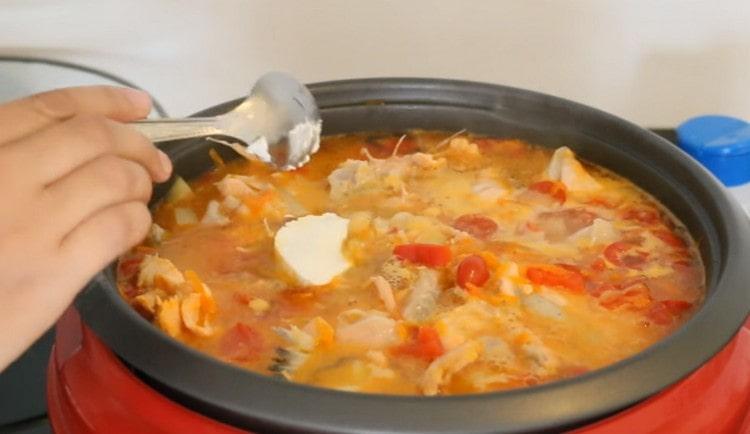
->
xmin=1 ymin=0 xmax=748 ymax=126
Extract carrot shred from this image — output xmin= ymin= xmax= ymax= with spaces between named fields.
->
xmin=184 ymin=269 xmax=217 ymax=315
xmin=526 ymin=264 xmax=585 ymax=293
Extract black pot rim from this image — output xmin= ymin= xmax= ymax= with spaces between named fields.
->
xmin=75 ymin=77 xmax=750 ymax=434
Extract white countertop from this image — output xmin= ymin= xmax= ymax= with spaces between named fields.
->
xmin=1 ymin=0 xmax=748 ymax=125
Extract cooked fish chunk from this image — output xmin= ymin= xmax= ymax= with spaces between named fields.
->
xmin=479 ymin=336 xmax=516 ymax=367
xmin=473 ymin=178 xmax=507 ymax=201
xmin=522 ymin=293 xmax=564 ymax=320
xmin=569 ymin=217 xmax=619 ymax=247
xmin=435 ymin=300 xmax=504 ymax=350
xmin=215 ymin=174 xmax=268 ymax=197
xmin=336 ymin=310 xmax=398 ymax=349
xmin=402 ymin=269 xmax=441 ymax=323
xmin=156 ymin=296 xmax=182 ymax=337
xmin=439 ymin=137 xmax=483 ymax=171
xmin=137 ymin=255 xmax=185 ymax=289
xmin=132 ymin=291 xmax=161 ymax=316
xmin=327 ymin=160 xmax=377 ymax=200
xmin=148 ymin=223 xmax=167 ymax=245
xmin=545 ymin=147 xmax=600 ymax=192
xmin=421 ymin=340 xmax=483 ymax=395
xmin=328 ymin=153 xmax=444 ymax=200
xmin=274 ymin=325 xmax=316 ymax=352
xmin=303 ymin=316 xmax=335 ymax=348
xmin=201 ymin=200 xmax=230 ymax=226
xmin=180 ymin=292 xmax=214 ymax=336
xmin=517 ymin=333 xmax=559 ymax=376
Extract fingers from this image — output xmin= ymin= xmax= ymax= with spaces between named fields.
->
xmin=0 ymin=86 xmax=152 ymax=143
xmin=6 ymin=114 xmax=171 ymax=185
xmin=44 ymin=156 xmax=153 ymax=238
xmin=58 ymin=201 xmax=152 ymax=282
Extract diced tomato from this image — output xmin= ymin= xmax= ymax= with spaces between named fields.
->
xmin=588 ymin=274 xmax=647 ymax=298
xmin=646 ymin=299 xmax=693 ymax=325
xmin=589 ymin=282 xmax=616 ymax=298
xmin=561 ymin=365 xmax=590 ymax=378
xmin=528 ymin=180 xmax=567 ymax=204
xmin=133 ymin=245 xmax=158 ymax=255
xmin=456 ymin=255 xmax=490 ymax=289
xmin=599 ymin=282 xmax=653 ymax=311
xmin=587 ymin=197 xmax=616 ymax=209
xmin=555 ymin=263 xmax=582 ymax=274
xmin=526 ymin=264 xmax=585 ymax=293
xmin=453 ymin=214 xmax=498 ymax=239
xmin=394 ymin=244 xmax=452 ymax=267
xmin=276 ymin=288 xmax=318 ymax=315
xmin=645 ymin=302 xmax=673 ymax=325
xmin=117 ymin=253 xmax=148 ymax=298
xmin=118 ymin=257 xmax=143 ymax=281
xmin=121 ymin=282 xmax=141 ymax=298
xmin=603 ymin=241 xmax=649 ymax=269
xmin=219 ymin=323 xmax=264 ymax=362
xmin=526 ymin=221 xmax=542 ymax=232
xmin=672 ymin=259 xmax=693 ymax=270
xmin=662 ymin=299 xmax=693 ymax=314
xmin=652 ymin=229 xmax=687 ymax=249
xmin=473 ymin=138 xmax=493 ymax=150
xmin=623 ymin=207 xmax=660 ymax=225
xmin=590 ymin=258 xmax=606 ymax=272
xmin=233 ymin=292 xmax=252 ymax=305
xmin=392 ymin=326 xmax=444 ymax=362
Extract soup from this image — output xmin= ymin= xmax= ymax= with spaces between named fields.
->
xmin=117 ymin=131 xmax=704 ymax=396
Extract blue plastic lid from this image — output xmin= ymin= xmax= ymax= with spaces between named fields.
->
xmin=677 ymin=115 xmax=750 ymax=187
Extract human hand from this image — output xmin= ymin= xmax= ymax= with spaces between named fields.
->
xmin=0 ymin=86 xmax=172 ymax=370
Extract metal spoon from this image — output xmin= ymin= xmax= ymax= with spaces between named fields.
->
xmin=132 ymin=72 xmax=321 ymax=170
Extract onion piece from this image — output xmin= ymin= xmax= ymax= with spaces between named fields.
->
xmin=371 ymin=275 xmax=397 ymax=313
xmin=522 ymin=293 xmax=564 ymax=320
xmin=174 ymin=207 xmax=198 ymax=226
xmin=402 ymin=269 xmax=440 ymax=323
xmin=165 ymin=176 xmax=194 ymax=204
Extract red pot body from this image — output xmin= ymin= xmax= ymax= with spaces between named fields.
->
xmin=48 ymin=308 xmax=750 ymax=434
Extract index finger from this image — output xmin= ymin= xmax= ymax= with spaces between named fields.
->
xmin=0 ymin=86 xmax=152 ymax=143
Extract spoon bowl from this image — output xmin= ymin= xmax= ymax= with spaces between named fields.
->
xmin=133 ymin=72 xmax=321 ymax=170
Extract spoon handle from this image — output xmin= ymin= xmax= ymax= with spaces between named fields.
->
xmin=132 ymin=117 xmax=225 ymax=143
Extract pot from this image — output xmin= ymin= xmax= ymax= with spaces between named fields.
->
xmin=75 ymin=78 xmax=750 ymax=433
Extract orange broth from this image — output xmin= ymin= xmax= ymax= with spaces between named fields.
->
xmin=118 ymin=131 xmax=704 ymax=396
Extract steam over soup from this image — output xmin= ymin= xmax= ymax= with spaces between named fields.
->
xmin=118 ymin=131 xmax=705 ymax=396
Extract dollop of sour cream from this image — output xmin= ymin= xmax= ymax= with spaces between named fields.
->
xmin=274 ymin=213 xmax=350 ymax=286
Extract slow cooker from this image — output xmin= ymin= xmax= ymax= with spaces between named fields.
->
xmin=47 ymin=78 xmax=750 ymax=433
